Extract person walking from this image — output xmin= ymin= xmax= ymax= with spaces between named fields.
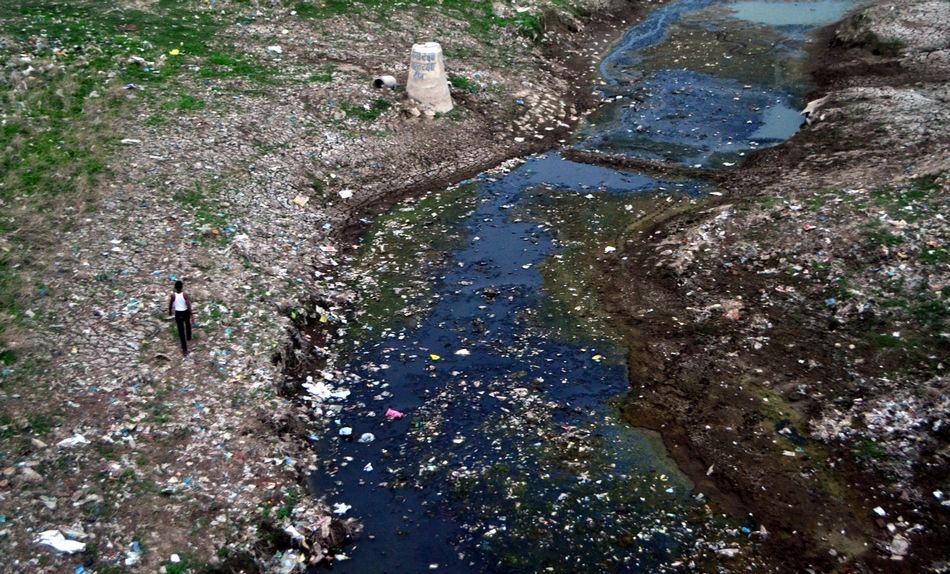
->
xmin=167 ymin=280 xmax=194 ymax=356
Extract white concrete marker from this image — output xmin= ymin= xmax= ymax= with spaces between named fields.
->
xmin=406 ymin=42 xmax=453 ymax=113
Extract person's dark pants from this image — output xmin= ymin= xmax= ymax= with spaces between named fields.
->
xmin=174 ymin=310 xmax=192 ymax=352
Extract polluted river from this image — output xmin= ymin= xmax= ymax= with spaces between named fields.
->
xmin=308 ymin=0 xmax=856 ymax=571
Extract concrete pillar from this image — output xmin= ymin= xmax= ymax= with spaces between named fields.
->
xmin=406 ymin=42 xmax=453 ymax=113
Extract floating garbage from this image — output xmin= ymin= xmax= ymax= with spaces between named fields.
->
xmin=358 ymin=432 xmax=375 ymax=443
xmin=385 ymin=408 xmax=404 ymax=420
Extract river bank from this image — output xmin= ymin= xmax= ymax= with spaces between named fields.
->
xmin=0 ymin=1 xmax=660 ymax=572
xmin=606 ymin=1 xmax=948 ymax=571
xmin=287 ymin=0 xmax=929 ymax=572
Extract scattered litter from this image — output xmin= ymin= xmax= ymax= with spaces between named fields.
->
xmin=57 ymin=434 xmax=90 ymax=448
xmin=124 ymin=541 xmax=142 ymax=566
xmin=283 ymin=526 xmax=305 ymax=542
xmin=35 ymin=530 xmax=85 ymax=554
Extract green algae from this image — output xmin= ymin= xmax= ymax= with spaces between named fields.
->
xmin=513 ymin=185 xmax=697 ymax=352
xmin=351 ymin=184 xmax=479 ymax=339
xmin=635 ymin=10 xmax=810 ymax=94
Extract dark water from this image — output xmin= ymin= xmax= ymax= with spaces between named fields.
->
xmin=308 ymin=1 xmax=854 ymax=572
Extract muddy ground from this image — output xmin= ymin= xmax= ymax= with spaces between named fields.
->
xmin=598 ymin=1 xmax=949 ymax=572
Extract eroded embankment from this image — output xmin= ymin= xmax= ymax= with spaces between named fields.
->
xmin=605 ymin=2 xmax=949 ymax=571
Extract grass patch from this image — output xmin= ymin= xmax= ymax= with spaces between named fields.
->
xmin=805 ymin=196 xmax=825 ymax=212
xmin=512 ymin=12 xmax=543 ymax=41
xmin=0 ymin=350 xmax=15 ymax=365
xmin=199 ymin=52 xmax=274 ymax=83
xmin=448 ymin=73 xmax=479 ymax=93
xmin=920 ymin=248 xmax=947 ymax=265
xmin=911 ymin=294 xmax=950 ymax=329
xmin=853 ymin=438 xmax=886 ymax=463
xmin=173 ymin=181 xmax=232 ymax=245
xmin=310 ymin=64 xmax=337 ymax=83
xmin=0 ymin=416 xmax=17 ymax=440
xmin=27 ymin=413 xmax=53 ymax=436
xmin=435 ymin=107 xmax=466 ymax=122
xmin=863 ymin=223 xmax=903 ymax=248
xmin=163 ymin=95 xmax=206 ymax=112
xmin=340 ymin=98 xmax=391 ymax=122
xmin=869 ymin=333 xmax=904 ymax=349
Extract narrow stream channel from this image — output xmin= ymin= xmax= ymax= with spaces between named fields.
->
xmin=309 ymin=1 xmax=855 ymax=572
